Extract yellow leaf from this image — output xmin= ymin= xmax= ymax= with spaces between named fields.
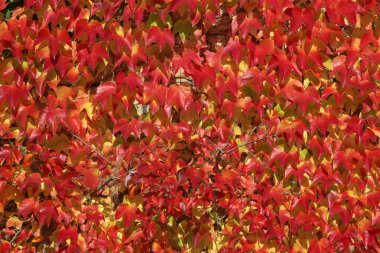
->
xmin=78 ymin=234 xmax=87 ymax=251
xmin=6 ymin=216 xmax=22 ymax=229
xmin=233 ymin=123 xmax=241 ymax=135
xmin=32 ymin=236 xmax=44 ymax=243
xmin=300 ymin=149 xmax=308 ymax=160
xmin=152 ymin=241 xmax=162 ymax=252
xmin=236 ymin=138 xmax=248 ymax=153
xmin=123 ymin=194 xmax=143 ymax=212
xmin=239 ymin=61 xmax=248 ymax=73
xmin=323 ymin=58 xmax=333 ymax=71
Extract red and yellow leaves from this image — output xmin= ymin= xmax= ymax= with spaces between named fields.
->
xmin=232 ymin=12 xmax=262 ymax=39
xmin=0 ymin=0 xmax=8 ymax=11
xmin=330 ymin=201 xmax=352 ymax=227
xmin=146 ymin=26 xmax=174 ymax=51
xmin=173 ymin=49 xmax=203 ymax=73
xmin=308 ymin=111 xmax=339 ymax=136
xmin=18 ymin=198 xmax=38 ymax=219
xmin=116 ymin=72 xmax=142 ymax=92
xmin=20 ymin=173 xmax=41 ymax=193
xmin=39 ymin=95 xmax=67 ymax=134
xmin=223 ymin=37 xmax=243 ymax=63
xmin=166 ymin=84 xmax=193 ymax=111
xmin=115 ymin=203 xmax=137 ymax=228
xmin=0 ymin=241 xmax=11 ymax=252
xmin=37 ymin=200 xmax=58 ymax=227
xmin=0 ymin=147 xmax=12 ymax=164
xmin=74 ymin=165 xmax=100 ymax=190
xmin=276 ymin=119 xmax=308 ymax=146
xmin=143 ymin=82 xmax=193 ymax=116
xmin=56 ymin=55 xmax=72 ymax=79
xmin=263 ymin=186 xmax=288 ymax=205
xmin=215 ymin=74 xmax=238 ymax=104
xmin=184 ymin=167 xmax=207 ymax=189
xmin=308 ymin=238 xmax=331 ymax=253
xmin=0 ymin=0 xmax=379 ymax=252
xmin=74 ymin=19 xmax=105 ymax=45
xmin=170 ymin=0 xmax=197 ymax=12
xmin=326 ymin=1 xmax=365 ymax=26
xmin=252 ymin=38 xmax=275 ymax=65
xmin=0 ymin=84 xmax=30 ymax=110
xmin=280 ymin=79 xmax=320 ymax=114
xmin=114 ymin=119 xmax=158 ymax=139
xmin=94 ymin=82 xmax=117 ymax=108
xmin=87 ymin=43 xmax=109 ymax=70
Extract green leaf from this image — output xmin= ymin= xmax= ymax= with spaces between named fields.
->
xmin=146 ymin=13 xmax=164 ymax=28
xmin=300 ymin=149 xmax=308 ymax=160
xmin=173 ymin=20 xmax=194 ymax=40
xmin=323 ymin=58 xmax=333 ymax=71
xmin=42 ymin=134 xmax=69 ymax=151
xmin=236 ymin=138 xmax=248 ymax=153
xmin=274 ymin=104 xmax=284 ymax=117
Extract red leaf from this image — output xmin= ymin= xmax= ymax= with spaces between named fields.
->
xmin=0 ymin=181 xmax=5 ymax=193
xmin=18 ymin=198 xmax=37 ymax=219
xmin=0 ymin=147 xmax=11 ymax=162
xmin=221 ymin=169 xmax=238 ymax=182
xmin=115 ymin=204 xmax=137 ymax=228
xmin=170 ymin=0 xmax=197 ymax=12
xmin=308 ymin=239 xmax=330 ymax=253
xmin=37 ymin=200 xmax=58 ymax=227
xmin=56 ymin=55 xmax=71 ymax=79
xmin=262 ymin=186 xmax=287 ymax=205
xmin=58 ymin=226 xmax=68 ymax=243
xmin=116 ymin=72 xmax=143 ymax=92
xmin=39 ymin=95 xmax=67 ymax=134
xmin=74 ymin=166 xmax=100 ymax=190
xmin=67 ymin=114 xmax=82 ymax=134
xmin=278 ymin=57 xmax=292 ymax=83
xmin=184 ymin=167 xmax=206 ymax=188
xmin=146 ymin=26 xmax=174 ymax=51
xmin=87 ymin=43 xmax=109 ymax=70
xmin=0 ymin=241 xmax=11 ymax=253
xmin=94 ymin=82 xmax=117 ymax=108
xmin=0 ymin=85 xmax=30 ymax=110
xmin=232 ymin=13 xmax=262 ymax=39
xmin=114 ymin=118 xmax=132 ymax=138
xmin=21 ymin=173 xmax=41 ymax=192
xmin=166 ymin=85 xmax=193 ymax=111
xmin=0 ymin=0 xmax=8 ymax=11
xmin=215 ymin=74 xmax=238 ymax=104
xmin=223 ymin=37 xmax=243 ymax=63
xmin=57 ymin=29 xmax=72 ymax=46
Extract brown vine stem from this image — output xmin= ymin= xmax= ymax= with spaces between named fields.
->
xmin=73 ymin=134 xmax=112 ymax=164
xmin=72 ymin=134 xmax=119 ymax=195
xmin=91 ymin=176 xmax=117 ymax=197
xmin=222 ymin=135 xmax=268 ymax=155
xmin=10 ymin=229 xmax=21 ymax=245
xmin=221 ymin=124 xmax=272 ymax=155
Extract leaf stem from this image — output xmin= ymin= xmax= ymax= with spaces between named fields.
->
xmin=73 ymin=134 xmax=112 ymax=164
xmin=91 ymin=176 xmax=117 ymax=196
xmin=222 ymin=137 xmax=266 ymax=155
xmin=10 ymin=229 xmax=21 ymax=245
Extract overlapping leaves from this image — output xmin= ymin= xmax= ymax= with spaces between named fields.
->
xmin=0 ymin=0 xmax=379 ymax=252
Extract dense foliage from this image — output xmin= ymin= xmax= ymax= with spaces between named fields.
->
xmin=0 ymin=0 xmax=380 ymax=252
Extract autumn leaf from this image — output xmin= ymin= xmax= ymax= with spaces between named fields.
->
xmin=18 ymin=198 xmax=37 ymax=219
xmin=308 ymin=239 xmax=330 ymax=253
xmin=146 ymin=26 xmax=174 ymax=51
xmin=0 ymin=0 xmax=379 ymax=252
xmin=115 ymin=203 xmax=137 ymax=228
xmin=94 ymin=82 xmax=117 ymax=108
